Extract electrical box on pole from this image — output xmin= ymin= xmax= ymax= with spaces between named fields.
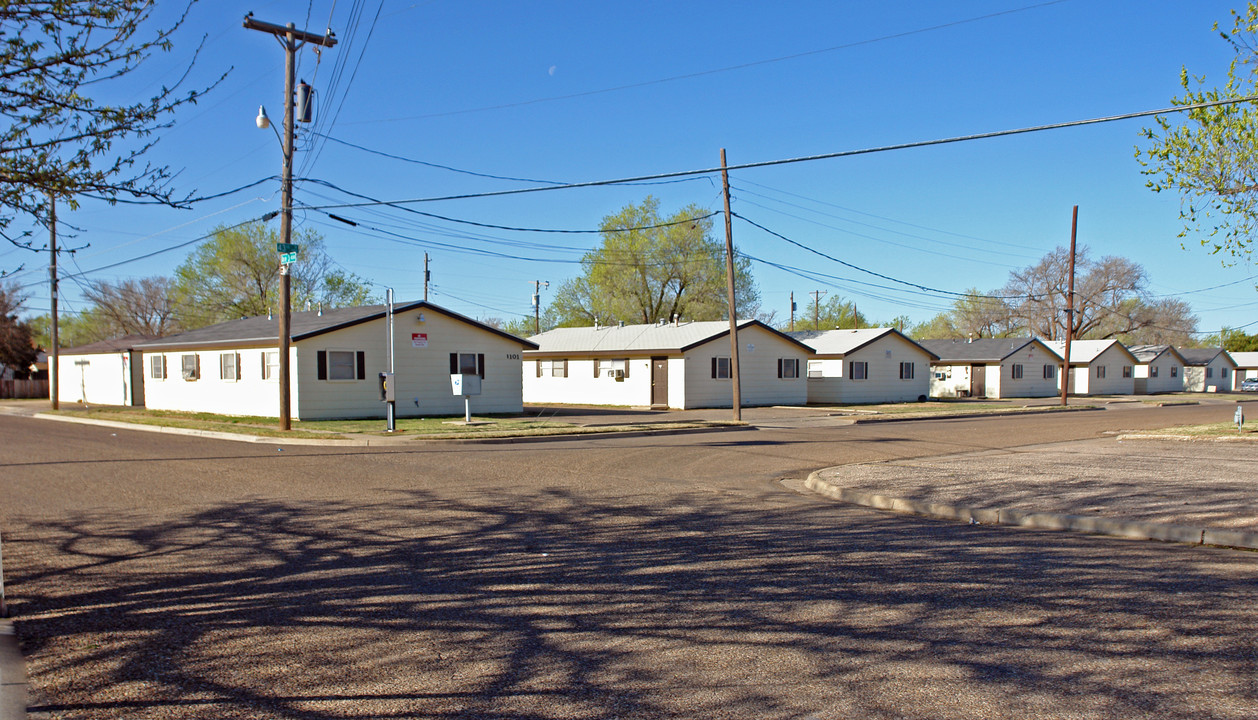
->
xmin=295 ymin=80 xmax=314 ymax=122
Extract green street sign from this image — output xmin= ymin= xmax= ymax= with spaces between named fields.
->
xmin=276 ymin=242 xmax=299 ymax=253
xmin=280 ymin=251 xmax=298 ymax=265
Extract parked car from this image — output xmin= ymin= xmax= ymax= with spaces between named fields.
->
xmin=1242 ymin=377 xmax=1258 ymax=392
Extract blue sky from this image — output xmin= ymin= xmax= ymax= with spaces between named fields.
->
xmin=7 ymin=0 xmax=1257 ymax=336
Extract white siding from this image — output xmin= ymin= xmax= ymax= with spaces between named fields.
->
xmin=807 ymin=334 xmax=931 ymax=404
xmin=143 ymin=347 xmax=294 ymax=417
xmin=929 ymin=363 xmax=978 ymax=399
xmin=995 ymin=345 xmax=1060 ymax=398
xmin=680 ymin=327 xmax=808 ymax=409
xmin=1133 ymin=355 xmax=1184 ymax=394
xmin=1073 ymin=346 xmax=1136 ymax=396
xmin=1184 ymin=356 xmax=1239 ymax=392
xmin=57 ymin=351 xmax=140 ymax=406
xmin=522 ymin=357 xmax=654 ymax=407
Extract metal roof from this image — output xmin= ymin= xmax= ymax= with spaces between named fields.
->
xmin=787 ymin=328 xmax=938 ymax=359
xmin=1045 ymin=339 xmax=1135 ymax=364
xmin=917 ymin=337 xmax=1059 ymax=363
xmin=527 ymin=319 xmax=810 ymax=354
xmin=1229 ymin=351 xmax=1258 ymax=369
xmin=1125 ymin=344 xmax=1185 ymax=364
xmin=134 ymin=302 xmax=537 ymax=350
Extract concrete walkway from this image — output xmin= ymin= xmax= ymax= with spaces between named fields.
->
xmin=806 ymin=436 xmax=1258 ymax=550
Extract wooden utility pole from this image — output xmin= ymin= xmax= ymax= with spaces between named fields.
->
xmin=1060 ymin=205 xmax=1078 ymax=407
xmin=810 ymin=290 xmax=826 ymax=330
xmin=789 ymin=291 xmax=795 ymax=332
xmin=244 ymin=14 xmax=336 ymax=431
xmin=424 ymin=252 xmax=430 ymax=301
xmin=48 ymin=192 xmax=58 ymax=410
xmin=720 ymin=149 xmax=741 ymax=420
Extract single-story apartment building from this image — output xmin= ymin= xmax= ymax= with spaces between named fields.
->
xmin=1047 ymin=339 xmax=1138 ymax=396
xmin=1126 ymin=344 xmax=1187 ymax=394
xmin=919 ymin=337 xmax=1061 ymax=399
xmin=136 ymin=301 xmax=536 ymax=420
xmin=787 ymin=328 xmax=936 ymax=405
xmin=55 ymin=334 xmax=157 ymax=406
xmin=1231 ymin=351 xmax=1258 ymax=382
xmin=523 ymin=319 xmax=812 ymax=409
xmin=1176 ymin=347 xmax=1239 ymax=392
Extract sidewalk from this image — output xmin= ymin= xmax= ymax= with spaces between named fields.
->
xmin=0 ymin=620 xmax=24 ymax=720
xmin=806 ymin=436 xmax=1258 ymax=550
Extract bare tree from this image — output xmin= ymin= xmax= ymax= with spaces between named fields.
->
xmin=83 ymin=276 xmax=181 ymax=337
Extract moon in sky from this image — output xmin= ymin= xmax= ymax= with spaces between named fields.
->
xmin=548 ymin=65 xmax=556 ymax=76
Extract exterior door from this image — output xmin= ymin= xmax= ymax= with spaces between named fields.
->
xmin=651 ymin=356 xmax=668 ymax=407
xmin=969 ymin=364 xmax=986 ymax=397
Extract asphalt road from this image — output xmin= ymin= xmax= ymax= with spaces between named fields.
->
xmin=1 ymin=403 xmax=1256 ymax=719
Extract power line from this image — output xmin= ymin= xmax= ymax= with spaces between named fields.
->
xmin=302 ymin=95 xmax=1258 ymax=210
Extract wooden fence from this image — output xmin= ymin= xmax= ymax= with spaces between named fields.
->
xmin=0 ymin=379 xmax=49 ymax=399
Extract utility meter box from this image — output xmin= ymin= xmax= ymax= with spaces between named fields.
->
xmin=378 ymin=372 xmax=395 ymax=402
xmin=451 ymin=373 xmax=481 ymax=396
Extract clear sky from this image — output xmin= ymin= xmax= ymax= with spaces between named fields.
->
xmin=7 ymin=0 xmax=1257 ymax=337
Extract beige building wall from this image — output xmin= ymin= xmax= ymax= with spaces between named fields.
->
xmin=806 ymin=334 xmax=931 ymax=404
xmin=994 ymin=345 xmax=1059 ymax=399
xmin=143 ymin=346 xmax=294 ymax=417
xmin=522 ymin=357 xmax=653 ymax=406
xmin=57 ymin=351 xmax=142 ymax=406
xmin=1133 ymin=354 xmax=1184 ymax=394
xmin=680 ymin=326 xmax=808 ymax=409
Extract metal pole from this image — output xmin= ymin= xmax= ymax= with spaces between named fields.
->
xmin=720 ymin=149 xmax=741 ymax=421
xmin=1060 ymin=205 xmax=1078 ymax=407
xmin=49 ymin=193 xmax=58 ymax=410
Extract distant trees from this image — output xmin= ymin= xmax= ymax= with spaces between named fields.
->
xmin=908 ymin=248 xmax=1199 ymax=343
xmin=788 ymin=295 xmax=867 ymax=332
xmin=83 ymin=277 xmax=182 ymax=338
xmin=0 ymin=281 xmax=38 ymax=376
xmin=170 ymin=222 xmax=375 ymax=328
xmin=547 ymin=197 xmax=759 ymax=327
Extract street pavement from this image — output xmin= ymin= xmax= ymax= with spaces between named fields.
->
xmin=1 ymin=402 xmax=1256 ymax=719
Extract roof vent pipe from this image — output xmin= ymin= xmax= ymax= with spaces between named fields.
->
xmin=618 ymin=321 xmax=624 ymax=328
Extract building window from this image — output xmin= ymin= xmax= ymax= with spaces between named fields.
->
xmin=1206 ymin=367 xmax=1214 ymax=379
xmin=1122 ymin=365 xmax=1132 ymax=378
xmin=150 ymin=355 xmax=166 ymax=380
xmin=899 ymin=361 xmax=915 ymax=380
xmin=262 ymin=351 xmax=279 ymax=380
xmin=317 ymin=350 xmax=366 ymax=381
xmin=1011 ymin=364 xmax=1023 ymax=380
xmin=711 ymin=356 xmax=731 ymax=379
xmin=778 ymin=358 xmax=799 ymax=379
xmin=596 ymin=358 xmax=629 ymax=378
xmin=1043 ymin=364 xmax=1055 ymax=379
xmin=449 ymin=352 xmax=486 ymax=378
xmin=220 ymin=352 xmax=239 ymax=381
xmin=537 ymin=359 xmax=567 ymax=377
xmin=1151 ymin=365 xmax=1159 ymax=378
xmin=849 ymin=361 xmax=868 ymax=380
xmin=807 ymin=360 xmax=823 ymax=378
xmin=1171 ymin=366 xmax=1179 ymax=378
xmin=1222 ymin=367 xmax=1229 ymax=378
xmin=181 ymin=354 xmax=200 ymax=381
xmin=1095 ymin=365 xmax=1106 ymax=379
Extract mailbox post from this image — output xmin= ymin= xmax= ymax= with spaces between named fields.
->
xmin=451 ymin=373 xmax=481 ymax=423
xmin=1236 ymin=405 xmax=1245 ymax=434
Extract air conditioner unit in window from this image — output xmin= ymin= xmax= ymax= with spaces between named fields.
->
xmin=613 ymin=369 xmax=625 ymax=381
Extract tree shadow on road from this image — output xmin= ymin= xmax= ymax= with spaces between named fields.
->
xmin=6 ymin=486 xmax=1258 ymax=719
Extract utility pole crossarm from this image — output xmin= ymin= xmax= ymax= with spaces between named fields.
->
xmin=243 ymin=15 xmax=338 ymax=47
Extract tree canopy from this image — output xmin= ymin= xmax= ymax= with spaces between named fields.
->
xmin=0 ymin=281 xmax=38 ymax=376
xmin=1136 ymin=3 xmax=1258 ymax=264
xmin=0 ymin=1 xmax=221 ymax=252
xmin=787 ymin=294 xmax=867 ymax=332
xmin=170 ymin=221 xmax=375 ymax=329
xmin=547 ymin=197 xmax=759 ymax=327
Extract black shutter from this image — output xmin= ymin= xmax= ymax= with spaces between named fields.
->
xmin=317 ymin=350 xmax=327 ymax=380
xmin=777 ymin=359 xmax=783 ymax=378
xmin=450 ymin=353 xmax=458 ymax=374
xmin=711 ymin=357 xmax=717 ymax=379
xmin=477 ymin=353 xmax=485 ymax=379
xmin=356 ymin=351 xmax=366 ymax=380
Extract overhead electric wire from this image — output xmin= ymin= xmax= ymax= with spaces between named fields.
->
xmin=303 ymin=95 xmax=1258 ymax=211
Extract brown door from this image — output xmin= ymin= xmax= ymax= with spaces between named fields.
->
xmin=651 ymin=356 xmax=668 ymax=407
xmin=970 ymin=364 xmax=986 ymax=397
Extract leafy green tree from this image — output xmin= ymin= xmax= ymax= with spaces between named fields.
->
xmin=1213 ymin=327 xmax=1258 ymax=351
xmin=1136 ymin=3 xmax=1258 ymax=264
xmin=788 ymin=295 xmax=866 ymax=331
xmin=0 ymin=1 xmax=222 ymax=254
xmin=908 ymin=289 xmax=1014 ymax=339
xmin=171 ymin=222 xmax=375 ymax=329
xmin=548 ymin=197 xmax=759 ymax=326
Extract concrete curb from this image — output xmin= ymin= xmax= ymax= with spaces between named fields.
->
xmin=1116 ymin=433 xmax=1258 ymax=443
xmin=804 ymin=472 xmax=1258 ymax=551
xmin=0 ymin=619 xmax=26 ymax=720
xmin=30 ymin=412 xmax=753 ymax=446
xmin=841 ymin=405 xmax=1104 ymax=425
